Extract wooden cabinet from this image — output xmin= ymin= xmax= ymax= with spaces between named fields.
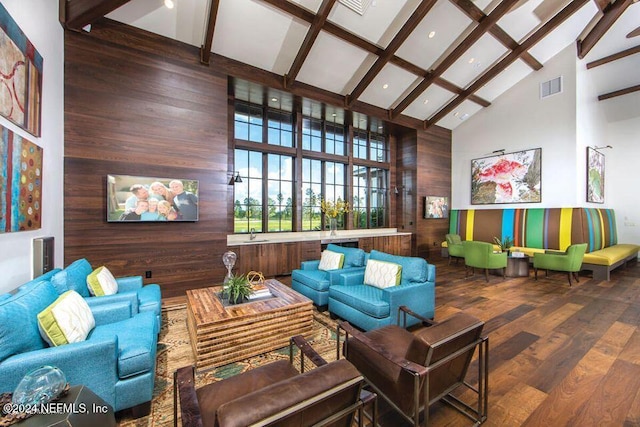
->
xmin=232 ymin=240 xmax=321 ymax=278
xmin=359 ymin=234 xmax=412 ymax=256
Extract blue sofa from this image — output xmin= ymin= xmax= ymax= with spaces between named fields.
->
xmin=31 ymin=259 xmax=162 ymax=332
xmin=328 ymin=250 xmax=436 ymax=331
xmin=0 ymin=278 xmax=158 ymax=413
xmin=291 ymin=244 xmax=366 ymax=308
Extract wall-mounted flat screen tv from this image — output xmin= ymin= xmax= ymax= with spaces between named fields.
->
xmin=107 ymin=174 xmax=199 ymax=222
xmin=424 ymin=196 xmax=449 ymax=219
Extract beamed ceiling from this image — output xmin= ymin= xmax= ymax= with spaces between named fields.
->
xmin=60 ymin=0 xmax=640 ymax=130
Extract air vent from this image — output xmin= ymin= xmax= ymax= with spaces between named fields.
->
xmin=540 ymin=76 xmax=563 ymax=99
xmin=338 ymin=0 xmax=373 ymax=15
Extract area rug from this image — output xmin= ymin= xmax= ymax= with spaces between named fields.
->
xmin=118 ymin=305 xmax=339 ymax=427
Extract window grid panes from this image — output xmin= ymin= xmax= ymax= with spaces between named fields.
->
xmin=324 ymin=162 xmax=347 ymax=229
xmin=267 ymin=109 xmax=293 ymax=147
xmin=370 ymin=133 xmax=387 ymax=162
xmin=325 ymin=122 xmax=346 ymax=156
xmin=302 ymin=158 xmax=322 ymax=231
xmin=370 ymin=168 xmax=388 ymax=228
xmin=267 ymin=154 xmax=293 ymax=231
xmin=352 ymin=166 xmax=388 ymax=229
xmin=234 ymin=149 xmax=263 ymax=233
xmin=353 ymin=129 xmax=368 ymax=160
xmin=234 ymin=102 xmax=263 ymax=143
xmin=302 ymin=117 xmax=322 ymax=152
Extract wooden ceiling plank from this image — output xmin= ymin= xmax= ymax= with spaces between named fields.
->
xmin=346 ymin=0 xmax=439 ymax=106
xmin=391 ymin=0 xmax=521 ymax=119
xmin=449 ymin=0 xmax=543 ymax=70
xmin=200 ymin=0 xmax=220 ymax=65
xmin=577 ymin=0 xmax=633 ymax=59
xmin=426 ymin=0 xmax=589 ymax=127
xmin=586 ymin=44 xmax=640 ymax=68
xmin=598 ymin=84 xmax=640 ymax=100
xmin=62 ymin=0 xmax=132 ymax=30
xmin=285 ymin=0 xmax=337 ymax=88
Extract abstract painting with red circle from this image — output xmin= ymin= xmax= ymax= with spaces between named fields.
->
xmin=1 ymin=123 xmax=42 ymax=232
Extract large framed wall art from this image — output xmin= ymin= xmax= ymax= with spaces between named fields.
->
xmin=471 ymin=148 xmax=541 ymax=205
xmin=586 ymin=147 xmax=604 ymax=203
xmin=0 ymin=3 xmax=43 ymax=137
xmin=0 ymin=124 xmax=43 ymax=233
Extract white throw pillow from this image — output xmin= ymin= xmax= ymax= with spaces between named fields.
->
xmin=37 ymin=291 xmax=96 ymax=346
xmin=86 ymin=266 xmax=118 ymax=296
xmin=364 ymin=259 xmax=402 ymax=289
xmin=318 ymin=250 xmax=345 ymax=271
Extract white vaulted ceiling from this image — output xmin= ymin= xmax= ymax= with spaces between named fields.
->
xmin=64 ymin=0 xmax=639 ymax=130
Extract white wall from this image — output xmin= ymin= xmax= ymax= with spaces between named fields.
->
xmin=452 ymin=45 xmax=579 ymax=209
xmin=0 ymin=0 xmax=64 ymax=292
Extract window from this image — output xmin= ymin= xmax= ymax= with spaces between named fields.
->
xmin=302 ymin=158 xmax=322 ymax=231
xmin=352 ymin=167 xmax=388 ymax=229
xmin=232 ymin=81 xmax=390 ymax=233
xmin=234 ymin=102 xmax=263 ymax=143
xmin=267 ymin=154 xmax=293 ymax=231
xmin=267 ymin=109 xmax=293 ymax=147
xmin=233 ymin=149 xmax=263 ymax=233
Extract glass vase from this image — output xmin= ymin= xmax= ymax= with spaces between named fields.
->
xmin=328 ymin=217 xmax=337 ymax=236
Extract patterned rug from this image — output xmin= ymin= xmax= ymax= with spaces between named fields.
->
xmin=118 ymin=304 xmax=339 ymax=426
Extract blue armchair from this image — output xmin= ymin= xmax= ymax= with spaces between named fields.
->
xmin=40 ymin=258 xmax=162 ymax=331
xmin=291 ymin=244 xmax=366 ymax=309
xmin=328 ymin=250 xmax=436 ymax=331
xmin=0 ymin=279 xmax=158 ymax=413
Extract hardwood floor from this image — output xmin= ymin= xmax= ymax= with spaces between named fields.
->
xmin=383 ymin=257 xmax=640 ymax=426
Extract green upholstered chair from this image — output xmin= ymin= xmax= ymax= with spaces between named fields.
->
xmin=445 ymin=233 xmax=464 ymax=265
xmin=463 ymin=240 xmax=508 ymax=282
xmin=533 ymin=243 xmax=588 ymax=286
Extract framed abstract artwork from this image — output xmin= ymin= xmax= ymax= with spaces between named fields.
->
xmin=587 ymin=147 xmax=604 ymax=203
xmin=0 ymin=124 xmax=43 ymax=233
xmin=471 ymin=148 xmax=541 ymax=205
xmin=0 ymin=3 xmax=43 ymax=137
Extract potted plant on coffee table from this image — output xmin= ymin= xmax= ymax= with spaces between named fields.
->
xmin=223 ymin=274 xmax=253 ymax=304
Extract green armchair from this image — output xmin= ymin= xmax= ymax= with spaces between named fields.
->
xmin=445 ymin=233 xmax=465 ymax=265
xmin=533 ymin=243 xmax=588 ymax=285
xmin=463 ymin=240 xmax=508 ymax=282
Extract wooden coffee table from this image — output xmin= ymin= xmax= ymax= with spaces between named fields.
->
xmin=186 ymin=279 xmax=314 ymax=369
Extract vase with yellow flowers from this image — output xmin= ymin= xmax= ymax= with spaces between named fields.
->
xmin=320 ymin=197 xmax=350 ymax=236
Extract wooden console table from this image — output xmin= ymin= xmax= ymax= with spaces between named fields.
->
xmin=186 ymin=279 xmax=314 ymax=369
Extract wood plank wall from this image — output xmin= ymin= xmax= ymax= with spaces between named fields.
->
xmin=63 ymin=19 xmax=452 ymax=298
xmin=64 ymin=26 xmax=229 ymax=298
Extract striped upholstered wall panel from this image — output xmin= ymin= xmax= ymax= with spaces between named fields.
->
xmin=449 ymin=208 xmax=617 ymax=252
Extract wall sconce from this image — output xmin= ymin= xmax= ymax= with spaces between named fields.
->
xmin=228 ymin=172 xmax=242 ymax=185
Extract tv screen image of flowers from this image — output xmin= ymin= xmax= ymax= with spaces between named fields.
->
xmin=107 ymin=174 xmax=199 ymax=222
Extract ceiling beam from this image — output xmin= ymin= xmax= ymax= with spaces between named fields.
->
xmin=60 ymin=0 xmax=132 ymax=30
xmin=577 ymin=0 xmax=634 ymax=59
xmin=391 ymin=0 xmax=520 ymax=119
xmin=628 ymin=25 xmax=640 ymax=38
xmin=426 ymin=0 xmax=589 ymax=127
xmin=200 ymin=0 xmax=220 ymax=65
xmin=598 ymin=84 xmax=640 ymax=100
xmin=449 ymin=0 xmax=543 ymax=71
xmin=258 ymin=0 xmax=491 ymax=108
xmin=284 ymin=0 xmax=337 ymax=88
xmin=586 ymin=44 xmax=640 ymax=68
xmin=346 ymin=0 xmax=439 ymax=107
xmin=594 ymin=0 xmax=612 ymax=11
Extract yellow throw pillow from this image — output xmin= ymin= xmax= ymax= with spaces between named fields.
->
xmin=318 ymin=250 xmax=345 ymax=271
xmin=86 ymin=266 xmax=118 ymax=296
xmin=364 ymin=259 xmax=402 ymax=289
xmin=37 ymin=291 xmax=95 ymax=346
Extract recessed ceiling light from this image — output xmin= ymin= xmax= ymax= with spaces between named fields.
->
xmin=460 ymin=113 xmax=469 ymax=121
xmin=271 ymin=97 xmax=278 ymax=102
xmin=164 ymin=0 xmax=174 ymax=9
xmin=382 ymin=84 xmax=389 ymax=89
xmin=428 ymin=31 xmax=436 ymax=39
xmin=423 ymin=99 xmax=429 ymax=104
xmin=332 ymin=113 xmax=337 ymax=117
xmin=468 ymin=57 xmax=475 ymax=64
xmin=454 ymin=112 xmax=460 ymax=117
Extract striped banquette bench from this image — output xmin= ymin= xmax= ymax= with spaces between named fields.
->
xmin=447 ymin=208 xmax=639 ymax=281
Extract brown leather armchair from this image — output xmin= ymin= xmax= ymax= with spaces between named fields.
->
xmin=174 ymin=335 xmax=375 ymax=427
xmin=339 ymin=307 xmax=488 ymax=426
